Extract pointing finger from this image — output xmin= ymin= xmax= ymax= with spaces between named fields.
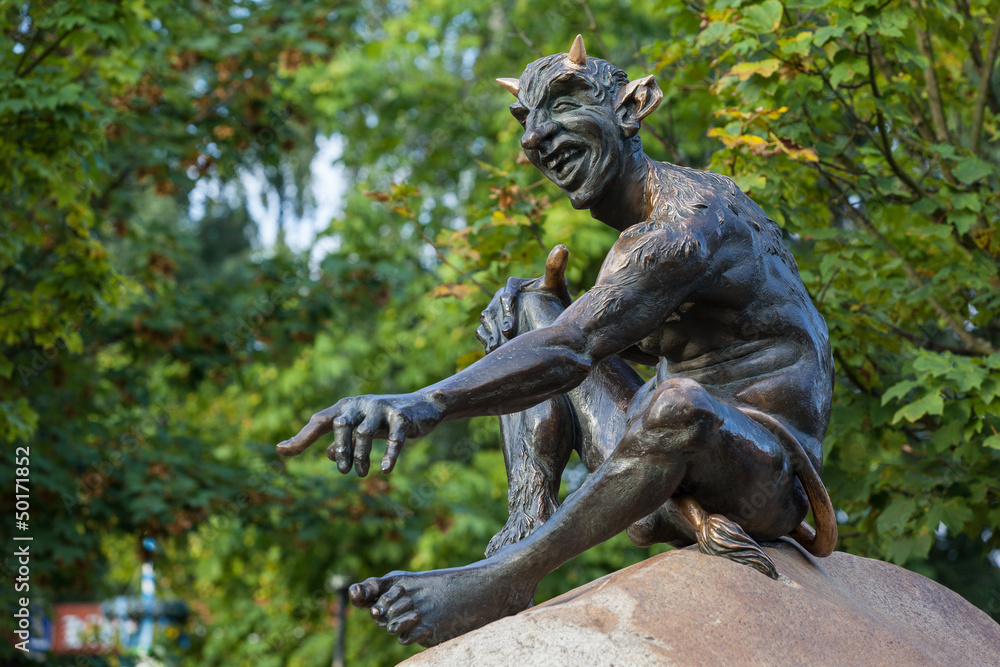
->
xmin=276 ymin=409 xmax=336 ymax=456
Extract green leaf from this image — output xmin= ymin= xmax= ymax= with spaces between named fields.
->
xmin=742 ymin=0 xmax=784 ymax=33
xmin=778 ymin=31 xmax=813 ymax=56
xmin=948 ymin=362 xmax=986 ymax=392
xmin=948 ymin=211 xmax=978 ymax=234
xmin=882 ymin=379 xmax=919 ymax=405
xmin=953 ymin=192 xmax=983 ymax=212
xmin=698 ymin=21 xmax=738 ymax=47
xmin=940 ymin=500 xmax=974 ymax=530
xmin=953 ymin=157 xmax=994 ymax=184
xmin=830 ymin=61 xmax=859 ymax=87
xmin=877 ymin=497 xmax=916 ymax=534
xmin=813 ymin=25 xmax=844 ymax=46
xmin=892 ymin=392 xmax=944 ymax=423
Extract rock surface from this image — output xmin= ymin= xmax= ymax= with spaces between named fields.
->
xmin=399 ymin=539 xmax=1000 ymax=666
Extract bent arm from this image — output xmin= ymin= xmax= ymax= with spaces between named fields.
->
xmin=421 ymin=228 xmax=710 ymax=422
xmin=276 ymin=224 xmax=714 ymax=475
xmin=421 ymin=322 xmax=594 ymax=421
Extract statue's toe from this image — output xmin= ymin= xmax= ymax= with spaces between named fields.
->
xmin=370 ymin=583 xmax=404 ymax=623
xmin=399 ymin=624 xmax=433 ymax=646
xmin=386 ymin=594 xmax=413 ymax=620
xmin=349 ymin=578 xmax=382 ymax=608
xmin=386 ymin=609 xmax=422 ymax=635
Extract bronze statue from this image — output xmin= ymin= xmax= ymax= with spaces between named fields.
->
xmin=277 ymin=35 xmax=837 ymax=648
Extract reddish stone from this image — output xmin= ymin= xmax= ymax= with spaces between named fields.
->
xmin=401 ymin=540 xmax=1000 ymax=666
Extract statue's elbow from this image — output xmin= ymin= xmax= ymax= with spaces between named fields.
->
xmin=551 ymin=325 xmax=594 ymax=380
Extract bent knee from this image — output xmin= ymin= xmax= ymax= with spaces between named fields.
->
xmin=643 ymin=378 xmax=722 ymax=435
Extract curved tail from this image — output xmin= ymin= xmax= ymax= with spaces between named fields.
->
xmin=737 ymin=407 xmax=838 ymax=558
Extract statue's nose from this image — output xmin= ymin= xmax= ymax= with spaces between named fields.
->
xmin=521 ymin=113 xmax=557 ymax=151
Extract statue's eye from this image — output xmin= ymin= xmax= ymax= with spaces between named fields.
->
xmin=510 ymin=104 xmax=529 ymax=125
xmin=552 ymin=98 xmax=580 ymax=112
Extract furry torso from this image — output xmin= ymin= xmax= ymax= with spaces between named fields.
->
xmin=610 ymin=159 xmax=834 ymax=444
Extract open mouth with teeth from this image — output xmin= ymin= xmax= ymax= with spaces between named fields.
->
xmin=543 ymin=144 xmax=586 ymax=184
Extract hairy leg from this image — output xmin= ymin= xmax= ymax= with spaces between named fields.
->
xmin=486 ymin=394 xmax=575 ymax=557
xmin=352 ymin=377 xmax=806 ymax=647
xmin=481 ymin=278 xmax=651 ymax=554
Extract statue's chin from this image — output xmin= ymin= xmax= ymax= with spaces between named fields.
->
xmin=562 ymin=155 xmax=618 ymax=211
xmin=564 ymin=183 xmax=600 ymax=210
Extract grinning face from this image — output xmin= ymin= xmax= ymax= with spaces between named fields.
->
xmin=499 ymin=38 xmax=662 ymax=213
xmin=511 ymin=69 xmax=626 ymax=210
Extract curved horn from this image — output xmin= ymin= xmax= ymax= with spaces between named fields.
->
xmin=568 ymin=34 xmax=587 ymax=66
xmin=496 ymin=77 xmax=520 ymax=97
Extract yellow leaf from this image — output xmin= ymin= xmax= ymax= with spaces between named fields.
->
xmin=727 ymin=59 xmax=782 ymax=82
xmin=707 ymin=128 xmax=768 ymax=150
xmin=430 ymin=283 xmax=477 ymax=299
xmin=782 ymin=146 xmax=819 ymax=162
xmin=713 ymin=108 xmax=753 ymax=120
xmin=761 ymin=106 xmax=790 ymax=119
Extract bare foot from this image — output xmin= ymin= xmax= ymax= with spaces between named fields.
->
xmin=349 ymin=560 xmax=535 ymax=647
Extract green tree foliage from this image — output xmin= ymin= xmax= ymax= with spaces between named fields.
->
xmin=1 ymin=0 xmax=999 ymax=665
xmin=651 ymin=0 xmax=1000 ymax=592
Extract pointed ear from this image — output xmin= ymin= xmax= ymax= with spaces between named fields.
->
xmin=615 ymin=75 xmax=663 ymax=138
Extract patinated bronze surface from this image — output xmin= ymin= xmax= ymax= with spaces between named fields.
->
xmin=277 ymin=36 xmax=837 ymax=648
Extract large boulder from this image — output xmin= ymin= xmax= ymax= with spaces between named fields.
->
xmin=400 ymin=539 xmax=1000 ymax=666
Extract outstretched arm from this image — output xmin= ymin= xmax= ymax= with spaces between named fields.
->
xmin=276 ymin=227 xmax=710 ymax=475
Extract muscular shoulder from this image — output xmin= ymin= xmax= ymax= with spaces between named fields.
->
xmin=600 ymin=221 xmax=713 ymax=289
xmin=643 ymin=161 xmax=799 ymax=272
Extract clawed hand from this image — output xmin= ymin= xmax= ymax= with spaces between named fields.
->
xmin=277 ymin=245 xmax=569 ymax=476
xmin=275 ymin=392 xmax=444 ymax=476
xmin=476 ymin=244 xmax=571 ymax=353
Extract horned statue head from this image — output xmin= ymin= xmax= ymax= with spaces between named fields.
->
xmin=493 ymin=35 xmax=664 ymax=209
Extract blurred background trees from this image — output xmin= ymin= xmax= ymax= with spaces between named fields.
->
xmin=2 ymin=0 xmax=999 ymax=664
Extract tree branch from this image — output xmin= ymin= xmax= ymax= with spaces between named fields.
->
xmin=815 ymin=60 xmax=926 ymax=198
xmin=14 ymin=28 xmax=39 ymax=75
xmin=817 ymin=168 xmax=995 ymax=355
xmin=971 ymin=8 xmax=1000 ymax=155
xmin=870 ymin=38 xmax=936 ymax=143
xmin=875 ymin=319 xmax=988 ymax=357
xmin=958 ymin=0 xmax=1000 ymax=114
xmin=909 ymin=0 xmax=951 ymax=144
xmin=17 ymin=28 xmax=78 ymax=78
xmin=833 ymin=348 xmax=880 ymax=397
xmin=412 ymin=224 xmax=491 ymax=297
xmin=641 ymin=122 xmax=688 ymax=166
xmin=578 ymin=0 xmax=611 ymax=60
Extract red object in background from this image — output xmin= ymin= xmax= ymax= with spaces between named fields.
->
xmin=52 ymin=603 xmax=116 ymax=654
